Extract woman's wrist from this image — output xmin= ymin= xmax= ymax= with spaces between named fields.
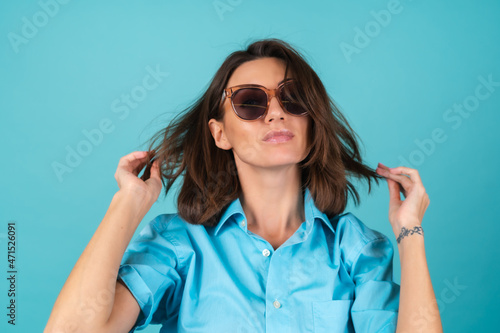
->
xmin=395 ymin=229 xmax=427 ymax=266
xmin=395 ymin=225 xmax=424 ymax=244
xmin=113 ymin=189 xmax=155 ymax=217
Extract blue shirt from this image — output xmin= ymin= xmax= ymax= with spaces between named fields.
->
xmin=118 ymin=188 xmax=400 ymax=332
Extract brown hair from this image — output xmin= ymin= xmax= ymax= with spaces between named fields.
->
xmin=142 ymin=38 xmax=384 ymax=227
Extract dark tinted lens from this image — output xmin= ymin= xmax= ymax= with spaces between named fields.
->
xmin=232 ymin=88 xmax=268 ymax=120
xmin=279 ymin=82 xmax=307 ymax=115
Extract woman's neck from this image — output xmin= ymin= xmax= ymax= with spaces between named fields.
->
xmin=236 ymin=161 xmax=305 ymax=247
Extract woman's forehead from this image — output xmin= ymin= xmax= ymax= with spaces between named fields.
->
xmin=227 ymin=57 xmax=290 ymax=88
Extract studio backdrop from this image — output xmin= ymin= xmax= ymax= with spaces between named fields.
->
xmin=1 ymin=0 xmax=499 ymax=332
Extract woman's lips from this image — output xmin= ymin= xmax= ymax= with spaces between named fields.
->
xmin=266 ymin=136 xmax=292 ymax=143
xmin=263 ymin=129 xmax=294 ymax=143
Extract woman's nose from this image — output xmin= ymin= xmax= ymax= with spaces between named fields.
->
xmin=264 ymin=95 xmax=286 ymax=122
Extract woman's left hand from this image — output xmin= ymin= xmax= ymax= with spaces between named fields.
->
xmin=375 ymin=163 xmax=430 ymax=236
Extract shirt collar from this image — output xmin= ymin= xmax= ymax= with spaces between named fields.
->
xmin=214 ymin=188 xmax=336 ymax=236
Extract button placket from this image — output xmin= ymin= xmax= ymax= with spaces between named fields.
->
xmin=264 ymin=246 xmax=292 ymax=332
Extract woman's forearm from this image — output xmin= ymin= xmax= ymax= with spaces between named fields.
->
xmin=45 ymin=190 xmax=151 ymax=332
xmin=396 ymin=233 xmax=443 ymax=333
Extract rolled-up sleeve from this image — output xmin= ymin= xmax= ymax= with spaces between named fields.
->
xmin=350 ymin=236 xmax=400 ymax=332
xmin=117 ymin=216 xmax=183 ymax=331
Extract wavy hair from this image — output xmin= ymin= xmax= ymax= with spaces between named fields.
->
xmin=141 ymin=38 xmax=384 ymax=226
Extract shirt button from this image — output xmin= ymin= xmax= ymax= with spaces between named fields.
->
xmin=241 ymin=221 xmax=246 ymax=227
xmin=262 ymin=249 xmax=270 ymax=257
xmin=273 ymin=300 xmax=281 ymax=309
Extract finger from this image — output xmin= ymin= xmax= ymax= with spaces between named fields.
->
xmin=117 ymin=151 xmax=148 ymax=167
xmin=377 ymin=162 xmax=390 ymax=170
xmin=376 ymin=165 xmax=413 ymax=188
xmin=140 ymin=156 xmax=156 ymax=181
xmin=134 ymin=151 xmax=156 ymax=172
xmin=115 ymin=152 xmax=152 ymax=182
xmin=117 ymin=151 xmax=150 ymax=172
xmin=379 ymin=166 xmax=409 ymax=198
xmin=398 ymin=183 xmax=407 ymax=198
xmin=386 ymin=178 xmax=405 ymax=221
xmin=150 ymin=159 xmax=161 ymax=180
xmin=145 ymin=160 xmax=162 ymax=192
xmin=386 ymin=177 xmax=402 ymax=204
xmin=379 ymin=168 xmax=413 ymax=191
xmin=144 ymin=159 xmax=160 ymax=181
xmin=389 ymin=166 xmax=422 ymax=183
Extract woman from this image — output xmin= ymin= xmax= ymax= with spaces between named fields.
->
xmin=45 ymin=39 xmax=442 ymax=332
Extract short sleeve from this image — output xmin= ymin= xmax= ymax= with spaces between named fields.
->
xmin=350 ymin=235 xmax=400 ymax=333
xmin=117 ymin=215 xmax=183 ymax=331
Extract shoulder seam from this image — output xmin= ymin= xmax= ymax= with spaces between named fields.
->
xmin=149 ymin=214 xmax=184 ymax=268
xmin=341 ymin=214 xmax=391 ymax=272
xmin=347 ymin=237 xmax=390 ymax=279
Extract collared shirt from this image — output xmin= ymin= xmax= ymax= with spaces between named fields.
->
xmin=118 ymin=188 xmax=400 ymax=332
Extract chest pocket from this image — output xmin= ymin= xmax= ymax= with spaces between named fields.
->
xmin=312 ymin=299 xmax=353 ymax=332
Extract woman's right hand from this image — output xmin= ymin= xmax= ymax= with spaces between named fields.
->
xmin=114 ymin=151 xmax=163 ymax=206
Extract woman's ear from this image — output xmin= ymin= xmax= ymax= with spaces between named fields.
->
xmin=208 ymin=118 xmax=232 ymax=150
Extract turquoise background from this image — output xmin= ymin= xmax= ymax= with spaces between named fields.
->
xmin=1 ymin=0 xmax=499 ymax=331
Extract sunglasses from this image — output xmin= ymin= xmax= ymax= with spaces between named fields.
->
xmin=221 ymin=79 xmax=308 ymax=121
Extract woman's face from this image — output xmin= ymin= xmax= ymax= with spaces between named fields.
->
xmin=209 ymin=57 xmax=311 ymax=170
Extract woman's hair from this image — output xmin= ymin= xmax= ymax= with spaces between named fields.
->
xmin=143 ymin=38 xmax=384 ymax=227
